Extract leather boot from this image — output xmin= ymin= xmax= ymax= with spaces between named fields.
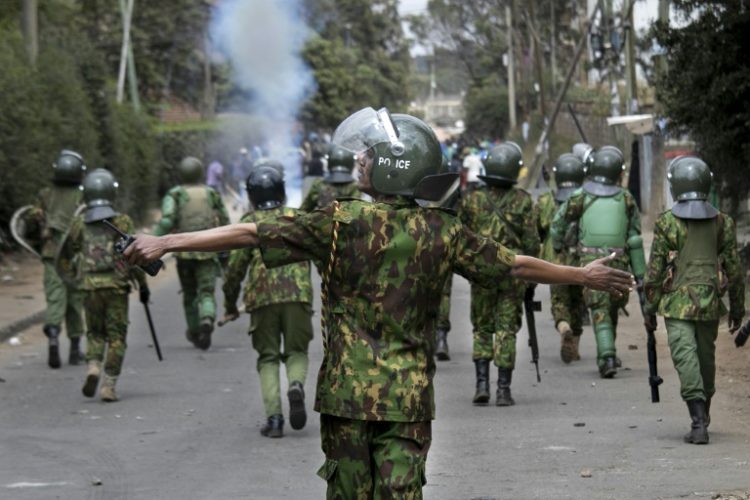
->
xmin=496 ymin=368 xmax=515 ymax=406
xmin=99 ymin=374 xmax=119 ymax=402
xmin=43 ymin=325 xmax=61 ymax=369
xmin=82 ymin=360 xmax=101 ymax=398
xmin=196 ymin=318 xmax=213 ymax=351
xmin=260 ymin=414 xmax=284 ymax=438
xmin=557 ymin=321 xmax=575 ymax=364
xmin=684 ymin=400 xmax=709 ymax=444
xmin=69 ymin=337 xmax=84 ymax=366
xmin=599 ymin=357 xmax=617 ymax=379
xmin=435 ymin=329 xmax=450 ymax=361
xmin=287 ymin=381 xmax=307 ymax=430
xmin=472 ymin=359 xmax=490 ymax=405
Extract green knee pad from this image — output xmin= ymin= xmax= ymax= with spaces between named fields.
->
xmin=594 ymin=323 xmax=616 ymax=366
xmin=494 ymin=331 xmax=517 ymax=369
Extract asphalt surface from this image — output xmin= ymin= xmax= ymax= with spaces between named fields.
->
xmin=1 ymin=264 xmax=749 ymax=500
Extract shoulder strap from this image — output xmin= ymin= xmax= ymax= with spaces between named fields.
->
xmin=320 ymin=201 xmax=340 ymax=351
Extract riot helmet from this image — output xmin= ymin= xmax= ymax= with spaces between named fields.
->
xmin=82 ymin=168 xmax=119 ymax=223
xmin=178 ymin=156 xmax=204 ymax=184
xmin=667 ymin=156 xmax=718 ymax=219
xmin=572 ymin=143 xmax=594 ymax=167
xmin=552 ymin=153 xmax=585 ymax=202
xmin=324 ymin=144 xmax=355 ymax=184
xmin=246 ymin=163 xmax=285 ymax=210
xmin=53 ymin=150 xmax=87 ymax=185
xmin=582 ymin=146 xmax=625 ymax=196
xmin=479 ymin=142 xmax=523 ymax=186
xmin=331 ymin=107 xmax=457 ymax=202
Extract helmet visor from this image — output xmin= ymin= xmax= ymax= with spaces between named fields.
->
xmin=332 ymin=107 xmax=400 ymax=156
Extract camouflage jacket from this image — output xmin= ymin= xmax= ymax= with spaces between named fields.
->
xmin=257 ymin=197 xmax=516 ymax=422
xmin=65 ymin=214 xmax=147 ymax=292
xmin=458 ymin=186 xmax=539 ymax=257
xmin=223 ymin=207 xmax=312 ymax=313
xmin=644 ymin=211 xmax=744 ymax=321
xmin=299 ymin=179 xmax=362 ymax=212
xmin=32 ymin=185 xmax=83 ymax=262
xmin=153 ymin=184 xmax=229 ymax=260
xmin=550 ymin=188 xmax=641 ymax=272
xmin=535 ymin=191 xmax=558 ymax=263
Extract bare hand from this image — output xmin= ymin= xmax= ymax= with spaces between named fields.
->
xmin=123 ymin=234 xmax=167 ymax=266
xmin=582 ymin=253 xmax=635 ymax=295
xmin=218 ymin=311 xmax=239 ymax=327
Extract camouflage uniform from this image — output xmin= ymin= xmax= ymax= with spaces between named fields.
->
xmin=535 ymin=191 xmax=584 ymax=340
xmin=32 ymin=186 xmax=85 ymax=342
xmin=153 ymin=185 xmax=229 ymax=342
xmin=257 ymin=198 xmax=516 ymax=498
xmin=459 ymin=186 xmax=539 ymax=369
xmin=644 ymin=211 xmax=744 ymax=402
xmin=223 ymin=208 xmax=314 ymax=420
xmin=65 ymin=214 xmax=147 ymax=378
xmin=299 ymin=178 xmax=361 ymax=211
xmin=551 ymin=187 xmax=642 ymax=373
xmin=437 ymin=274 xmax=452 ymax=333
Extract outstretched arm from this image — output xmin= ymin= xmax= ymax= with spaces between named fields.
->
xmin=511 ymin=253 xmax=634 ymax=295
xmin=124 ymin=223 xmax=258 ymax=266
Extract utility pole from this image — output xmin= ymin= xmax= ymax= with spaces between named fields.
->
xmin=529 ymin=0 xmax=547 ymax=119
xmin=550 ymin=0 xmax=557 ymax=95
xmin=21 ymin=0 xmax=38 ymax=66
xmin=506 ymin=1 xmax=517 ymax=131
xmin=624 ymin=0 xmax=638 ymax=113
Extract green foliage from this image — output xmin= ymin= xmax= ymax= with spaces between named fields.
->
xmin=463 ymin=79 xmax=508 ymax=140
xmin=651 ymin=1 xmax=750 ymax=211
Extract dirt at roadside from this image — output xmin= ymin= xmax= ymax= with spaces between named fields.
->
xmin=0 ymin=252 xmax=45 ymax=328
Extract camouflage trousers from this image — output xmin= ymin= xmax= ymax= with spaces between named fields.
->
xmin=665 ymin=318 xmax=719 ymax=402
xmin=318 ymin=415 xmax=431 ymax=500
xmin=437 ymin=274 xmax=452 ymax=332
xmin=176 ymin=258 xmax=218 ymax=334
xmin=250 ymin=302 xmax=313 ymax=417
xmin=470 ymin=284 xmax=523 ymax=369
xmin=583 ymin=288 xmax=629 ymax=369
xmin=550 ymin=284 xmax=585 ymax=336
xmin=84 ymin=289 xmax=129 ymax=377
xmin=43 ymin=260 xmax=84 ymax=338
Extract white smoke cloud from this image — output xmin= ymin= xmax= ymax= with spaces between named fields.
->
xmin=210 ymin=0 xmax=316 ymax=207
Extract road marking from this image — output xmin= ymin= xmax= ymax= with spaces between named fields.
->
xmin=5 ymin=481 xmax=72 ymax=489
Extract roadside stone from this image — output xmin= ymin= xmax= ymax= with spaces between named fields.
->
xmin=580 ymin=469 xmax=592 ymax=478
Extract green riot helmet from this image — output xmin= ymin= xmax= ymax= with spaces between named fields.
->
xmin=178 ymin=156 xmax=204 ymax=184
xmin=583 ymin=146 xmax=625 ymax=196
xmin=667 ymin=156 xmax=718 ymax=219
xmin=479 ymin=142 xmax=523 ymax=186
xmin=325 ymin=144 xmax=355 ymax=184
xmin=82 ymin=168 xmax=119 ymax=223
xmin=552 ymin=153 xmax=585 ymax=202
xmin=331 ymin=107 xmax=458 ymax=202
xmin=246 ymin=163 xmax=285 ymax=210
xmin=53 ymin=149 xmax=87 ymax=185
xmin=252 ymin=157 xmax=285 ymax=177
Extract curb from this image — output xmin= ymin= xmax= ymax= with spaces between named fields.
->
xmin=0 ymin=310 xmax=45 ymax=344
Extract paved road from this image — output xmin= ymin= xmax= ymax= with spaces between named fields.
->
xmin=1 ymin=264 xmax=748 ymax=500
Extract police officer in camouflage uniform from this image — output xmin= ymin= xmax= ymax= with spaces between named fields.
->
xmin=153 ymin=157 xmax=229 ymax=350
xmin=123 ymin=108 xmax=634 ymax=499
xmin=61 ymin=169 xmax=149 ymax=402
xmin=459 ymin=142 xmax=540 ymax=406
xmin=551 ymin=146 xmax=647 ymax=378
xmin=300 ymin=144 xmax=361 ymax=211
xmin=31 ymin=150 xmax=87 ymax=368
xmin=535 ymin=153 xmax=586 ymax=363
xmin=221 ymin=162 xmax=314 ymax=438
xmin=644 ymin=157 xmax=745 ymax=444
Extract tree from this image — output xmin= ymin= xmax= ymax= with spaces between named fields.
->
xmin=651 ymin=1 xmax=750 ymax=211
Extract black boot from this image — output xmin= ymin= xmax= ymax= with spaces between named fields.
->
xmin=684 ymin=400 xmax=709 ymax=444
xmin=69 ymin=337 xmax=84 ymax=366
xmin=472 ymin=359 xmax=490 ymax=405
xmin=260 ymin=414 xmax=284 ymax=438
xmin=496 ymin=368 xmax=515 ymax=406
xmin=435 ymin=329 xmax=450 ymax=361
xmin=196 ymin=318 xmax=213 ymax=351
xmin=43 ymin=325 xmax=61 ymax=369
xmin=287 ymin=381 xmax=307 ymax=431
xmin=599 ymin=357 xmax=617 ymax=379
